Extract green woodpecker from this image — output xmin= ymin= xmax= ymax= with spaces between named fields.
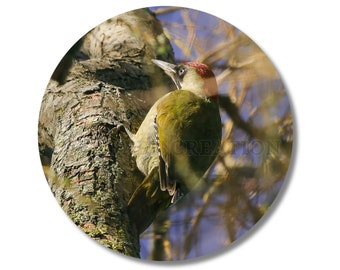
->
xmin=126 ymin=59 xmax=222 ymax=233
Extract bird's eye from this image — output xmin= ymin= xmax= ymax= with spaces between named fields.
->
xmin=177 ymin=67 xmax=186 ymax=78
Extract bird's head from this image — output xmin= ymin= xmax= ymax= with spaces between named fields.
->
xmin=152 ymin=59 xmax=218 ymax=101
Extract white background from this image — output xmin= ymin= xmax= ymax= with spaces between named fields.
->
xmin=1 ymin=0 xmax=339 ymax=269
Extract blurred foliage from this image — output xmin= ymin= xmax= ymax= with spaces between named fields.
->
xmin=137 ymin=7 xmax=294 ymax=261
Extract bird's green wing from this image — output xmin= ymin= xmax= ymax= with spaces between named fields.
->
xmin=156 ymin=90 xmax=221 ymax=201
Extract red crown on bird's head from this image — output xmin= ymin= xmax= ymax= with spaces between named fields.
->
xmin=184 ymin=62 xmax=219 ymax=101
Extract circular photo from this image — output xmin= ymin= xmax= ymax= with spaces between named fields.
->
xmin=38 ymin=6 xmax=294 ymax=261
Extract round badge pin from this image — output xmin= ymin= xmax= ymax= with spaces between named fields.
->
xmin=38 ymin=6 xmax=294 ymax=261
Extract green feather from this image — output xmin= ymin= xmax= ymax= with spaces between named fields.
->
xmin=157 ymin=90 xmax=221 ymax=194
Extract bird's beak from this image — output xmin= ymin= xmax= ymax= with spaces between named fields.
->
xmin=151 ymin=59 xmax=182 ymax=89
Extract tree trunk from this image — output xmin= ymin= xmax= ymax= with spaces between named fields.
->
xmin=38 ymin=8 xmax=174 ymax=258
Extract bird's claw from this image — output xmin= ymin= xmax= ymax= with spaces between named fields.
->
xmin=110 ymin=123 xmax=125 ymax=135
xmin=110 ymin=123 xmax=135 ymax=141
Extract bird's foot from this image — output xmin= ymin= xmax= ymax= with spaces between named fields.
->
xmin=110 ymin=123 xmax=135 ymax=141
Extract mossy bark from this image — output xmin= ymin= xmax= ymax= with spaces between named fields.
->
xmin=38 ymin=8 xmax=174 ymax=257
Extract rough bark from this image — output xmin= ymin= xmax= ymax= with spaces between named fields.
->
xmin=38 ymin=8 xmax=174 ymax=257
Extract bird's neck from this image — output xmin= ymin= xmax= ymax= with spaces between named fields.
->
xmin=181 ymin=74 xmax=219 ymax=101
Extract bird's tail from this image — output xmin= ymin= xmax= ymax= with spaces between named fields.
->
xmin=127 ymin=167 xmax=172 ymax=234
